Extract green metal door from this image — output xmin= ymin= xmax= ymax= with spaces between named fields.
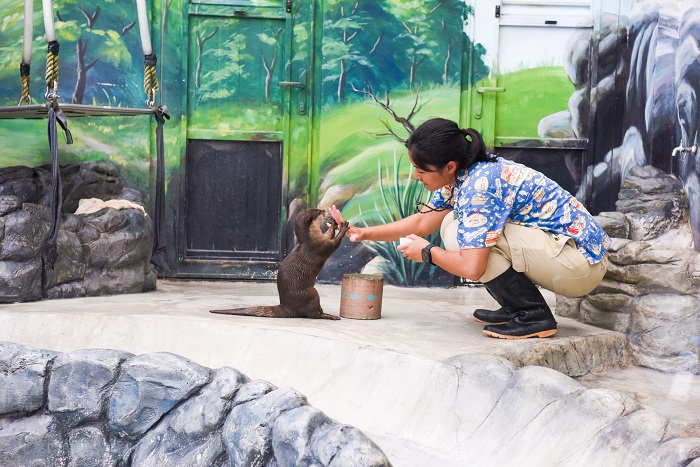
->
xmin=178 ymin=0 xmax=313 ymax=279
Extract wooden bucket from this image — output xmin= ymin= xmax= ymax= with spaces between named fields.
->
xmin=339 ymin=273 xmax=384 ymax=320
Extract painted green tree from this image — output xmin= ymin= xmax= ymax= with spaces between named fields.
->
xmin=0 ymin=1 xmax=145 ymax=107
xmin=322 ymin=0 xmax=373 ymax=102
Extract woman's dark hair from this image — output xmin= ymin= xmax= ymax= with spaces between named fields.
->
xmin=405 ymin=118 xmax=495 ymax=173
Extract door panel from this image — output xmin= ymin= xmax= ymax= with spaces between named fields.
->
xmin=187 ymin=5 xmax=287 ymax=138
xmin=178 ymin=2 xmax=295 ymax=278
xmin=185 ymin=140 xmax=283 ymax=261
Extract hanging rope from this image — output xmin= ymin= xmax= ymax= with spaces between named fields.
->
xmin=43 ymin=104 xmax=60 ymax=272
xmin=42 ymin=101 xmax=73 ymax=273
xmin=41 ymin=36 xmax=72 ymax=272
xmin=144 ymin=53 xmax=159 ymax=107
xmin=19 ymin=62 xmax=31 ymax=105
xmin=150 ymin=104 xmax=172 ymax=274
xmin=45 ymin=40 xmax=59 ymax=100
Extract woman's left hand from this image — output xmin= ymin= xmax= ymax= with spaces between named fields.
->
xmin=396 ymin=234 xmax=430 ymax=262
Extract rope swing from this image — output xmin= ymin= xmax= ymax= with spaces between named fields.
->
xmin=136 ymin=0 xmax=172 ymax=274
xmin=42 ymin=0 xmax=73 ymax=272
xmin=0 ymin=0 xmax=172 ymax=274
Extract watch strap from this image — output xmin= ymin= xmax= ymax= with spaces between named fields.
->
xmin=422 ymin=243 xmax=436 ymax=265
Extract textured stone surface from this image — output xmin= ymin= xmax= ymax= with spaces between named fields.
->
xmin=0 ymin=342 xmax=56 ymax=415
xmin=108 ymin=352 xmax=211 ymax=440
xmin=560 ymin=166 xmax=700 ymax=374
xmin=131 ymin=366 xmax=248 ymax=466
xmin=223 ymin=386 xmax=309 ymax=465
xmin=272 ymin=406 xmax=332 ymax=466
xmin=48 ymin=349 xmax=133 ymax=427
xmin=616 ymin=165 xmax=689 ymax=243
xmin=493 ymin=332 xmax=629 ymax=377
xmin=67 ymin=426 xmax=116 ymax=467
xmin=0 ymin=258 xmax=42 ymax=302
xmin=0 ymin=162 xmax=155 ymax=304
xmin=0 ymin=343 xmax=391 ymax=466
xmin=0 ymin=415 xmax=66 ymax=466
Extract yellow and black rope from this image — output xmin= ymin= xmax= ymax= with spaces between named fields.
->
xmin=144 ymin=53 xmax=159 ymax=107
xmin=45 ymin=40 xmax=60 ymax=100
xmin=19 ymin=62 xmax=31 ymax=105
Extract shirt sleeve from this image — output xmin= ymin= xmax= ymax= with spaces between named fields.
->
xmin=455 ymin=182 xmax=513 ymax=249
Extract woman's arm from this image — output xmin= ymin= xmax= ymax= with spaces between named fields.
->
xmin=329 ymin=205 xmax=450 ymax=242
xmin=398 ymin=235 xmax=491 ymax=281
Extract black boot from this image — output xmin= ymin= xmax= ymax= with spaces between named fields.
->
xmin=473 ymin=287 xmax=514 ymax=325
xmin=478 ymin=268 xmax=557 ymax=339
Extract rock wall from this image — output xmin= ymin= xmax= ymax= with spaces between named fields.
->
xmin=0 ymin=342 xmax=391 ymax=466
xmin=557 ymin=165 xmax=700 ymax=374
xmin=0 ymin=162 xmax=156 ymax=303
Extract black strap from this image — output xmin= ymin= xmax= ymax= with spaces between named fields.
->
xmin=150 ymin=105 xmax=173 ymax=274
xmin=20 ymin=62 xmax=30 ymax=77
xmin=47 ymin=40 xmax=59 ymax=55
xmin=42 ymin=106 xmax=63 ymax=271
xmin=42 ymin=103 xmax=73 ymax=272
xmin=144 ymin=53 xmax=157 ymax=67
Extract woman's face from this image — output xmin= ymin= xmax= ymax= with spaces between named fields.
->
xmin=409 ymin=152 xmax=457 ymax=191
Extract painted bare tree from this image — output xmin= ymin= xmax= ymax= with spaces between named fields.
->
xmin=195 ymin=26 xmax=219 ymax=88
xmin=260 ymin=27 xmax=283 ymax=100
xmin=351 ymin=82 xmax=423 ymax=143
xmin=71 ymin=6 xmax=100 ymax=104
xmin=72 ymin=38 xmax=99 ymax=104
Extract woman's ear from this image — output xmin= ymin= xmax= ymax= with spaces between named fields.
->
xmin=445 ymin=161 xmax=458 ymax=174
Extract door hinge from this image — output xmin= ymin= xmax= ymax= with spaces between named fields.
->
xmin=286 ymin=0 xmax=292 ymax=13
xmin=495 ymin=5 xmax=501 ymax=18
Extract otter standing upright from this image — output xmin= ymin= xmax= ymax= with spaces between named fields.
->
xmin=210 ymin=208 xmax=349 ymax=319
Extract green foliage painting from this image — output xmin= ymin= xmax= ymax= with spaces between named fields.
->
xmin=0 ymin=0 xmax=152 ymax=191
xmin=318 ymin=0 xmax=487 ymax=284
xmin=187 ymin=10 xmax=286 ymax=133
xmin=0 ymin=0 xmax=580 ymax=285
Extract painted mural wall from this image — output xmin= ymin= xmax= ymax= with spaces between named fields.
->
xmin=0 ymin=0 xmax=698 ymax=286
xmin=0 ymin=0 xmax=154 ymax=191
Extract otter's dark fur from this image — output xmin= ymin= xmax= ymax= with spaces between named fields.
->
xmin=210 ymin=208 xmax=349 ymax=319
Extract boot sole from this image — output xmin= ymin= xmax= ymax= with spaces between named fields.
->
xmin=482 ymin=329 xmax=558 ymax=339
xmin=472 ymin=316 xmax=509 ymax=325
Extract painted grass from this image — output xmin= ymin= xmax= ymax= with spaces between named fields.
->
xmin=318 ymin=85 xmax=462 ymax=220
xmin=495 ymin=66 xmax=574 ymax=138
xmin=319 ymin=86 xmax=462 ymax=172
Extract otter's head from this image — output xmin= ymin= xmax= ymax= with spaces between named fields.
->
xmin=294 ymin=208 xmax=337 ymax=242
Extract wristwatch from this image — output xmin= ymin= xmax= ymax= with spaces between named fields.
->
xmin=421 ymin=243 xmax=436 ymax=265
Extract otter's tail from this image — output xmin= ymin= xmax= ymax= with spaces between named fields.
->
xmin=209 ymin=305 xmax=296 ymax=318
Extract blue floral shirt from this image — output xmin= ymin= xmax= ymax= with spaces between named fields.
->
xmin=429 ymin=158 xmax=611 ymax=264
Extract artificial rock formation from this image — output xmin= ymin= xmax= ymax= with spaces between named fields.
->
xmin=0 ymin=342 xmax=391 ymax=467
xmin=0 ymin=162 xmax=156 ymax=303
xmin=557 ymin=165 xmax=700 ymax=374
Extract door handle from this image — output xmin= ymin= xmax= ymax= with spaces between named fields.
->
xmin=277 ymin=69 xmax=307 ymax=114
xmin=474 ymin=87 xmax=506 ymax=119
xmin=476 ymin=86 xmax=506 ymax=94
xmin=277 ymin=81 xmax=306 ymax=89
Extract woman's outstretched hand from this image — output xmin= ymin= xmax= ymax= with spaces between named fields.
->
xmin=329 ymin=205 xmax=364 ymax=242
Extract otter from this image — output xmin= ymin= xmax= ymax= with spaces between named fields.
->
xmin=210 ymin=208 xmax=349 ymax=319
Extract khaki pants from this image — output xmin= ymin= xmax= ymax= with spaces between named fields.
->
xmin=440 ymin=216 xmax=608 ymax=297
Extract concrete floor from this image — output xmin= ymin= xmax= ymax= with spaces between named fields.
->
xmin=1 ymin=280 xmax=699 ymax=465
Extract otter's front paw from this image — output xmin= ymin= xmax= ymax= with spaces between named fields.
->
xmin=338 ymin=221 xmax=350 ymax=237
